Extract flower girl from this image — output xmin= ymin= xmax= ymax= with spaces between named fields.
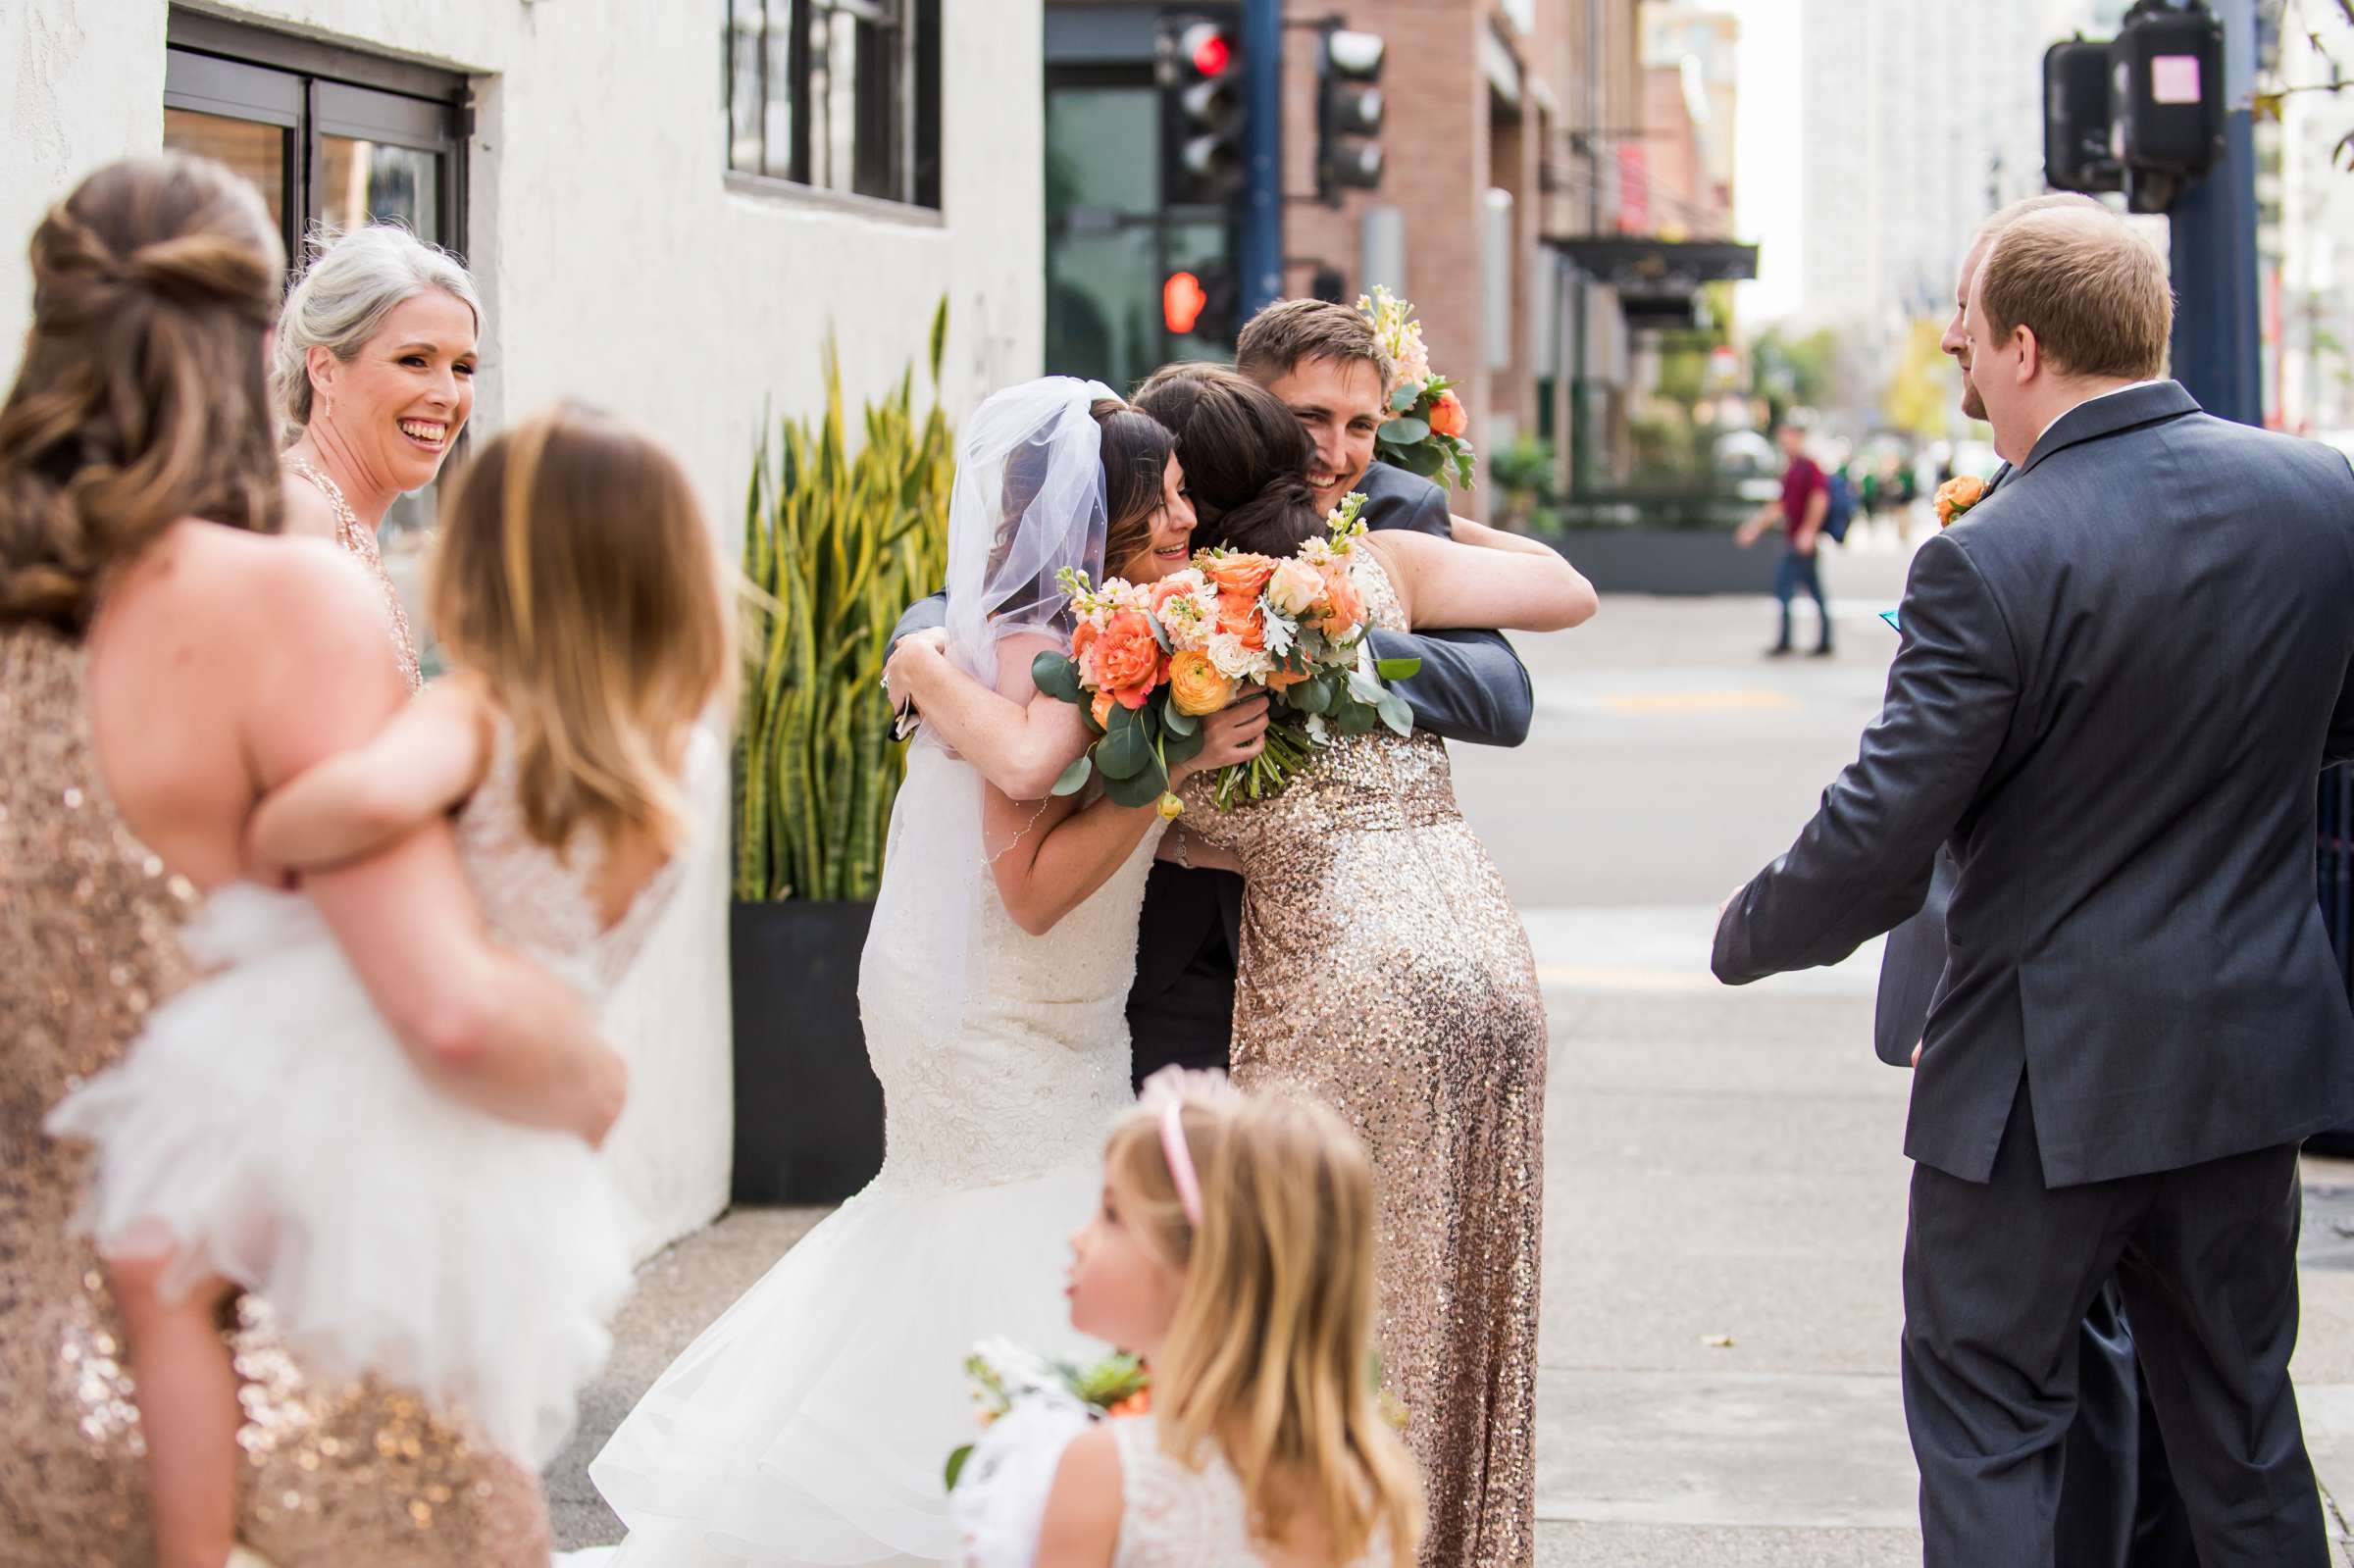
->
xmin=957 ymin=1069 xmax=1424 ymax=1568
xmin=46 ymin=403 xmax=731 ymax=1566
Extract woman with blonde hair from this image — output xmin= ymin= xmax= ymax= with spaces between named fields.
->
xmin=1025 ymin=1070 xmax=1423 ymax=1566
xmin=0 ymin=152 xmax=620 ymax=1567
xmin=274 ymin=223 xmax=484 ymax=689
xmin=50 ymin=400 xmax=732 ymax=1558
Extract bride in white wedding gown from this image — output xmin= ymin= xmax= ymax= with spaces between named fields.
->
xmin=587 ymin=379 xmax=1264 ymax=1566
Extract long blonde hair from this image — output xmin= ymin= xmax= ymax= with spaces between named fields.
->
xmin=429 ymin=402 xmax=732 ymax=856
xmin=1106 ymin=1086 xmax=1424 ymax=1567
xmin=0 ymin=153 xmax=284 ymax=632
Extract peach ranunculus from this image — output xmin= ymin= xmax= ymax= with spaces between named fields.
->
xmin=1933 ymin=474 xmax=1986 ymax=527
xmin=1094 ymin=610 xmax=1164 ymax=709
xmin=1313 ymin=566 xmax=1366 ymax=638
xmin=1264 ymin=666 xmax=1311 ymax=692
xmin=1202 ymin=552 xmax=1277 ymax=602
xmin=1427 ymin=388 xmax=1469 ymax=439
xmin=1167 ymin=650 xmax=1238 ymax=716
xmin=1148 ymin=573 xmax=1199 ymax=615
xmin=1091 ymin=689 xmax=1115 ymax=729
xmin=1263 ymin=557 xmax=1324 ymax=618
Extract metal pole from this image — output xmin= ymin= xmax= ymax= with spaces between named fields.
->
xmin=2166 ymin=0 xmax=2262 ymax=426
xmin=1240 ymin=0 xmax=1284 ymax=314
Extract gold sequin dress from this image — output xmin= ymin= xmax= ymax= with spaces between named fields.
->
xmin=0 ymin=622 xmax=549 ymax=1567
xmin=286 ymin=455 xmax=423 ymax=692
xmin=1175 ymin=551 xmax=1546 ymax=1568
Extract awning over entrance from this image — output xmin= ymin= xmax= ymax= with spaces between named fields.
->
xmin=1548 ymin=236 xmax=1760 ymax=329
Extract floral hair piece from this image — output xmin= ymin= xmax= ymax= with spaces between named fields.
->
xmin=1136 ymin=1066 xmax=1241 ymax=1228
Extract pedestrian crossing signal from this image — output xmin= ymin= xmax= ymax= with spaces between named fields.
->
xmin=1164 ymin=271 xmax=1209 ymax=335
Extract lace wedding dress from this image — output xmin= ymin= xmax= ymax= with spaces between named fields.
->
xmin=47 ymin=715 xmax=711 ymax=1469
xmin=1107 ymin=1416 xmax=1392 ymax=1568
xmin=589 ymin=741 xmax=1159 ymax=1566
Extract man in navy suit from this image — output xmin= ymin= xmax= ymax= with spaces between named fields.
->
xmin=1720 ymin=204 xmax=2354 ymax=1564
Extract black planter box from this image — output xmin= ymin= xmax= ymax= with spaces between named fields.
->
xmin=730 ymin=898 xmax=885 ymax=1203
xmin=1543 ymin=527 xmax=1779 ymax=596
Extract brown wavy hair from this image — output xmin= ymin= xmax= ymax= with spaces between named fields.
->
xmin=0 ymin=153 xmax=285 ymax=632
xmin=1092 ymin=396 xmax=1177 ymax=579
xmin=1132 ymin=365 xmax=1322 ymax=556
xmin=430 ymin=402 xmax=733 ymax=859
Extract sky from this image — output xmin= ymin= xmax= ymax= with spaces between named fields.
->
xmin=1719 ymin=0 xmax=1804 ymax=326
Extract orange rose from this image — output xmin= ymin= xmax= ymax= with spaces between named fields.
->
xmin=1427 ymin=389 xmax=1468 ymax=438
xmin=1106 ymin=1389 xmax=1151 ymax=1419
xmin=1933 ymin=475 xmax=1986 ymax=527
xmin=1091 ymin=689 xmax=1114 ymax=729
xmin=1203 ymin=553 xmax=1277 ymax=602
xmin=1215 ymin=589 xmax=1266 ymax=651
xmin=1265 ymin=667 xmax=1310 ymax=692
xmin=1148 ymin=576 xmax=1196 ymax=615
xmin=1167 ymin=650 xmax=1238 ymax=716
xmin=1094 ymin=610 xmax=1164 ymax=708
xmin=1314 ymin=567 xmax=1365 ymax=637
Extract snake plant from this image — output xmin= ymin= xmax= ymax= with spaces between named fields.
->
xmin=733 ymin=298 xmax=954 ymax=902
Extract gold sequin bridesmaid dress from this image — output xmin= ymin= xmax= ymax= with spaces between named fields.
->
xmin=0 ymin=622 xmax=550 ymax=1567
xmin=1175 ymin=548 xmax=1547 ymax=1568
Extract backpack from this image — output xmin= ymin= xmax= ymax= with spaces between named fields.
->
xmin=1820 ymin=472 xmax=1857 ymax=544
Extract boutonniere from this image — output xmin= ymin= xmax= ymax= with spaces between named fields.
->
xmin=1933 ymin=475 xmax=1987 ymax=527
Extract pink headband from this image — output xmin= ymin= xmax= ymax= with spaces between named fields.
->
xmin=1159 ymin=1097 xmax=1203 ymax=1228
xmin=1138 ymin=1065 xmax=1235 ymax=1229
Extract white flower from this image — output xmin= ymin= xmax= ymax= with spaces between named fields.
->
xmin=1261 ymin=610 xmax=1297 ymax=658
xmin=1305 ymin=713 xmax=1332 ymax=745
xmin=1207 ymin=632 xmax=1264 ymax=681
xmin=1265 ymin=557 xmax=1323 ymax=617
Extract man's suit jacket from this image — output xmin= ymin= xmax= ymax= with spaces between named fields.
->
xmin=1718 ymin=381 xmax=2354 ymax=1186
xmin=1872 ymin=464 xmax=2012 ymax=1066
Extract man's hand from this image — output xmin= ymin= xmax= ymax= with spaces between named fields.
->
xmin=884 ymin=627 xmax=950 ymax=715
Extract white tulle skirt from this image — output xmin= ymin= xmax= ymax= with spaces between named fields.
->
xmin=43 ymin=885 xmax=633 ymax=1468
xmin=588 ymin=1162 xmax=1106 ymax=1567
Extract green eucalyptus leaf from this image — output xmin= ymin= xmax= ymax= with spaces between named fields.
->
xmin=1391 ymin=382 xmax=1419 ymax=412
xmin=1097 ymin=703 xmax=1154 ymax=779
xmin=945 ymin=1442 xmax=973 ymax=1491
xmin=1162 ymin=705 xmax=1200 ymax=736
xmin=1102 ymin=757 xmax=1170 ymax=806
xmin=1374 ymin=656 xmax=1422 ymax=682
xmin=1049 ymin=752 xmax=1094 ymax=796
xmin=1032 ymin=652 xmax=1084 ymax=705
xmin=1291 ymin=675 xmax=1334 ymax=715
xmin=1162 ymin=723 xmax=1206 ymax=768
xmin=1336 ymin=703 xmax=1378 ymax=735
xmin=1393 ymin=440 xmax=1447 ymax=478
xmin=1380 ymin=416 xmax=1431 ymax=445
xmin=1378 ymin=692 xmax=1414 ymax=735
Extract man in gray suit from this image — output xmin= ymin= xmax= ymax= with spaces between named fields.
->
xmin=1870 ymin=195 xmax=2195 ymax=1568
xmin=1717 ymin=206 xmax=2354 ymax=1564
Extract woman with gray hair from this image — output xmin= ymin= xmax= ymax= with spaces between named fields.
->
xmin=274 ymin=225 xmax=481 ymax=690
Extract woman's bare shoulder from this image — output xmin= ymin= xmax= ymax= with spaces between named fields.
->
xmin=279 ymin=469 xmax=343 ymax=541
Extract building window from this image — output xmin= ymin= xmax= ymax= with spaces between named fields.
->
xmin=726 ymin=0 xmax=942 ymax=210
xmin=162 ymin=12 xmax=469 ymax=271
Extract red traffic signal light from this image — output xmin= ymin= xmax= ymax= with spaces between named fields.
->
xmin=1163 ymin=271 xmax=1209 ymax=335
xmin=1179 ymin=23 xmax=1235 ymax=78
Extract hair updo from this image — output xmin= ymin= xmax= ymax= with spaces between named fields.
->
xmin=270 ymin=223 xmax=481 ymax=443
xmin=1131 ymin=363 xmax=1324 ymax=557
xmin=0 ymin=153 xmax=285 ymax=632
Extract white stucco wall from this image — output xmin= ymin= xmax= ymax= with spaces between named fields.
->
xmin=2 ymin=0 xmax=1045 ymax=1256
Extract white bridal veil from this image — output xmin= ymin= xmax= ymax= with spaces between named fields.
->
xmin=869 ymin=377 xmax=1117 ymax=1043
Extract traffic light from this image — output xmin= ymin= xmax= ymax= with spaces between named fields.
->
xmin=2111 ymin=3 xmax=2225 ymax=177
xmin=1316 ymin=25 xmax=1385 ymax=205
xmin=2044 ymin=38 xmax=2121 ymax=193
xmin=1160 ymin=16 xmax=1245 ymax=204
xmin=1162 ymin=262 xmax=1239 ymax=344
xmin=2041 ymin=3 xmax=2226 ymax=214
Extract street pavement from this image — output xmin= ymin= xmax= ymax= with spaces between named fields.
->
xmin=549 ymin=538 xmax=2354 ymax=1564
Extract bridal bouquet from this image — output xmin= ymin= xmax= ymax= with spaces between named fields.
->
xmin=946 ymin=1340 xmax=1148 ymax=1564
xmin=1360 ymin=285 xmax=1476 ymax=489
xmin=1032 ymin=495 xmax=1419 ymax=813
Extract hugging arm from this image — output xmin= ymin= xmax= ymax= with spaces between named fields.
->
xmin=248 ymin=677 xmax=491 ymax=872
xmin=1371 ymin=526 xmax=1597 ymax=635
xmin=1366 ymin=625 xmax=1534 ymax=747
xmin=245 ymin=551 xmax=625 ymax=1145
xmin=1712 ymin=532 xmax=2019 ymax=984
